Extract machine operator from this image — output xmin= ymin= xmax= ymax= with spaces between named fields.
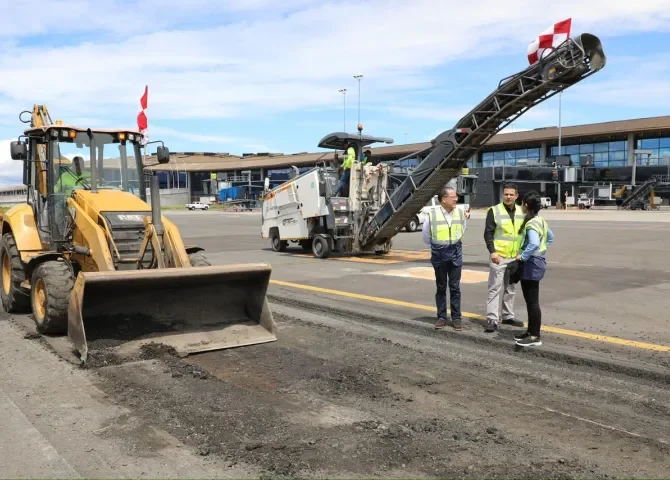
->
xmin=334 ymin=141 xmax=356 ymax=197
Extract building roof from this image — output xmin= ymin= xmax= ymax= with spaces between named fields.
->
xmin=145 ymin=151 xmax=338 ymax=172
xmin=144 ymin=115 xmax=670 ymax=173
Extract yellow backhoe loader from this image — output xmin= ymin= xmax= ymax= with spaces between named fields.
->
xmin=0 ymin=105 xmax=277 ymax=363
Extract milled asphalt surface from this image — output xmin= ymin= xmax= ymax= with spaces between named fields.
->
xmin=1 ymin=206 xmax=669 ymax=478
xmin=170 ymin=207 xmax=670 ymax=369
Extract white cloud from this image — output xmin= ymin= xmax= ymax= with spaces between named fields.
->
xmin=0 ymin=0 xmax=669 ymax=136
xmin=150 ymin=126 xmax=250 ymax=144
xmin=0 ymin=139 xmax=23 ymax=187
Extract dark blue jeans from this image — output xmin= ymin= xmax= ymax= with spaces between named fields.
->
xmin=433 ymin=259 xmax=462 ymax=322
xmin=335 ymin=169 xmax=350 ymax=196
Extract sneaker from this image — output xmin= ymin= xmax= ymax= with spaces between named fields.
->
xmin=452 ymin=320 xmax=463 ymax=331
xmin=502 ymin=318 xmax=524 ymax=327
xmin=484 ymin=324 xmax=498 ymax=333
xmin=516 ymin=335 xmax=542 ymax=347
xmin=435 ymin=318 xmax=447 ymax=330
xmin=514 ymin=331 xmax=531 ymax=341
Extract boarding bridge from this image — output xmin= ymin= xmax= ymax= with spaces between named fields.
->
xmin=359 ymin=33 xmax=606 ymax=247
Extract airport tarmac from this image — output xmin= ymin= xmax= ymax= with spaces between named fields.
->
xmin=172 ymin=208 xmax=670 ymax=369
xmin=1 ymin=207 xmax=669 ymax=479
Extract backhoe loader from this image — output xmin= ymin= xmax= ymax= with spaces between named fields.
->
xmin=0 ymin=105 xmax=277 ymax=363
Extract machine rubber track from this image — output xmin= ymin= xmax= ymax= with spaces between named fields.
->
xmin=360 ymin=33 xmax=606 ymax=247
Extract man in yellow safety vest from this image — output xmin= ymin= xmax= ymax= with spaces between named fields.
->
xmin=334 ymin=141 xmax=356 ymax=196
xmin=422 ymin=186 xmax=467 ymax=331
xmin=483 ymin=182 xmax=525 ymax=332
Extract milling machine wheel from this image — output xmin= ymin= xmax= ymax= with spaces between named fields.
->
xmin=31 ymin=260 xmax=74 ymax=335
xmin=188 ymin=252 xmax=211 ymax=267
xmin=271 ymin=234 xmax=288 ymax=252
xmin=0 ymin=233 xmax=30 ymax=313
xmin=312 ymin=235 xmax=332 ymax=259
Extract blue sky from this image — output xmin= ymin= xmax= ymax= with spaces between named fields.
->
xmin=1 ymin=0 xmax=670 ymax=186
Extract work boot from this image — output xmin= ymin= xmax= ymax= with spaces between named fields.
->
xmin=435 ymin=318 xmax=447 ymax=330
xmin=502 ymin=318 xmax=524 ymax=327
xmin=484 ymin=323 xmax=498 ymax=333
xmin=452 ymin=319 xmax=463 ymax=331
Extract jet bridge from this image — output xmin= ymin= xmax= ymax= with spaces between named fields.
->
xmin=359 ymin=33 xmax=606 ymax=247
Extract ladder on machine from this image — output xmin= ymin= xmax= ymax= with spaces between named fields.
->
xmin=359 ymin=33 xmax=606 ymax=248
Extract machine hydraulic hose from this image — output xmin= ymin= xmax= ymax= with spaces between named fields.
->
xmin=359 ymin=33 xmax=606 ymax=247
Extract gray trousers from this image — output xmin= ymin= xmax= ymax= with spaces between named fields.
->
xmin=486 ymin=257 xmax=516 ymax=326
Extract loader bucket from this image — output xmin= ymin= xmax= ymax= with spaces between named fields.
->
xmin=67 ymin=263 xmax=277 ymax=363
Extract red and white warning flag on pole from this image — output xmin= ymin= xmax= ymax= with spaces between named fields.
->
xmin=137 ymin=85 xmax=149 ymax=146
xmin=527 ymin=18 xmax=571 ymax=65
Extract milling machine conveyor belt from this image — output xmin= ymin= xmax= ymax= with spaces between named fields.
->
xmin=359 ymin=33 xmax=606 ymax=247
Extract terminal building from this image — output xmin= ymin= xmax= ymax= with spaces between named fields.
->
xmin=2 ymin=114 xmax=669 ymax=209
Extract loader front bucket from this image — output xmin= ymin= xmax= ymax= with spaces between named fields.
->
xmin=67 ymin=263 xmax=277 ymax=363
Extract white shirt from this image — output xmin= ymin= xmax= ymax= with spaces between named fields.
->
xmin=422 ymin=206 xmax=467 ymax=246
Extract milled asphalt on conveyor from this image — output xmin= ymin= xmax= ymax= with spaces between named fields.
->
xmin=171 ymin=208 xmax=670 ymax=370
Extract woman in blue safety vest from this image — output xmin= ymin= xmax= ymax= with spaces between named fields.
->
xmin=513 ymin=190 xmax=554 ymax=347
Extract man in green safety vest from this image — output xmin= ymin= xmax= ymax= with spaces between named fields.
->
xmin=54 ymin=156 xmax=90 ymax=195
xmin=483 ymin=182 xmax=525 ymax=332
xmin=334 ymin=141 xmax=356 ymax=196
xmin=422 ymin=186 xmax=467 ymax=331
xmin=361 ymin=149 xmax=372 ymax=166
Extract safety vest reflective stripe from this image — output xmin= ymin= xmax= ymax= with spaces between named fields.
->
xmin=525 ymin=217 xmax=549 ymax=254
xmin=489 ymin=202 xmax=523 ymax=257
xmin=341 ymin=147 xmax=356 ymax=169
xmin=429 ymin=206 xmax=465 ymax=245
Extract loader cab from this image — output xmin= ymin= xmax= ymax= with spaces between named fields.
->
xmin=11 ymin=125 xmax=169 ymax=247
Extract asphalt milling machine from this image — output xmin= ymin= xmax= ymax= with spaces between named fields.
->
xmin=0 ymin=105 xmax=277 ymax=363
xmin=262 ymin=33 xmax=607 ymax=259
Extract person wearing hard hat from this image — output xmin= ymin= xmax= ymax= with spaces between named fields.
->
xmin=334 ymin=141 xmax=356 ymax=196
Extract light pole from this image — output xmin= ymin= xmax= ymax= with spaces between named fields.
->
xmin=404 ymin=132 xmax=407 ymax=144
xmin=338 ymin=88 xmax=347 ymax=131
xmin=558 ymin=91 xmax=563 ymax=155
xmin=354 ymin=74 xmax=363 ymax=127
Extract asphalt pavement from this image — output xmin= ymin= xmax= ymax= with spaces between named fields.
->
xmin=170 ymin=208 xmax=670 ymax=369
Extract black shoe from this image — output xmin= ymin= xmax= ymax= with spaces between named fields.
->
xmin=516 ymin=335 xmax=542 ymax=346
xmin=502 ymin=318 xmax=524 ymax=327
xmin=514 ymin=331 xmax=531 ymax=341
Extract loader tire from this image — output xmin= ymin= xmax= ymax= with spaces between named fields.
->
xmin=188 ymin=252 xmax=211 ymax=267
xmin=31 ymin=260 xmax=75 ymax=335
xmin=0 ymin=233 xmax=31 ymax=313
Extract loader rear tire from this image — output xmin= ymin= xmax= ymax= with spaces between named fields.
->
xmin=0 ymin=233 xmax=31 ymax=313
xmin=31 ymin=261 xmax=74 ymax=335
xmin=188 ymin=252 xmax=211 ymax=267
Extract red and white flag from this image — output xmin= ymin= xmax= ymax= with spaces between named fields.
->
xmin=527 ymin=18 xmax=571 ymax=65
xmin=137 ymin=85 xmax=148 ymax=145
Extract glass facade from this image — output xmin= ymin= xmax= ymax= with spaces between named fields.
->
xmin=481 ymin=148 xmax=540 ymax=168
xmin=635 ymin=137 xmax=670 ymax=166
xmin=551 ymin=141 xmax=628 ymax=167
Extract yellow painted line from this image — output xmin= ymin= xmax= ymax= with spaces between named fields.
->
xmin=269 ymin=279 xmax=670 ymax=353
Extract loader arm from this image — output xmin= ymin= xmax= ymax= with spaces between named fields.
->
xmin=359 ymin=33 xmax=606 ymax=247
xmin=28 ymin=105 xmax=54 ymax=198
